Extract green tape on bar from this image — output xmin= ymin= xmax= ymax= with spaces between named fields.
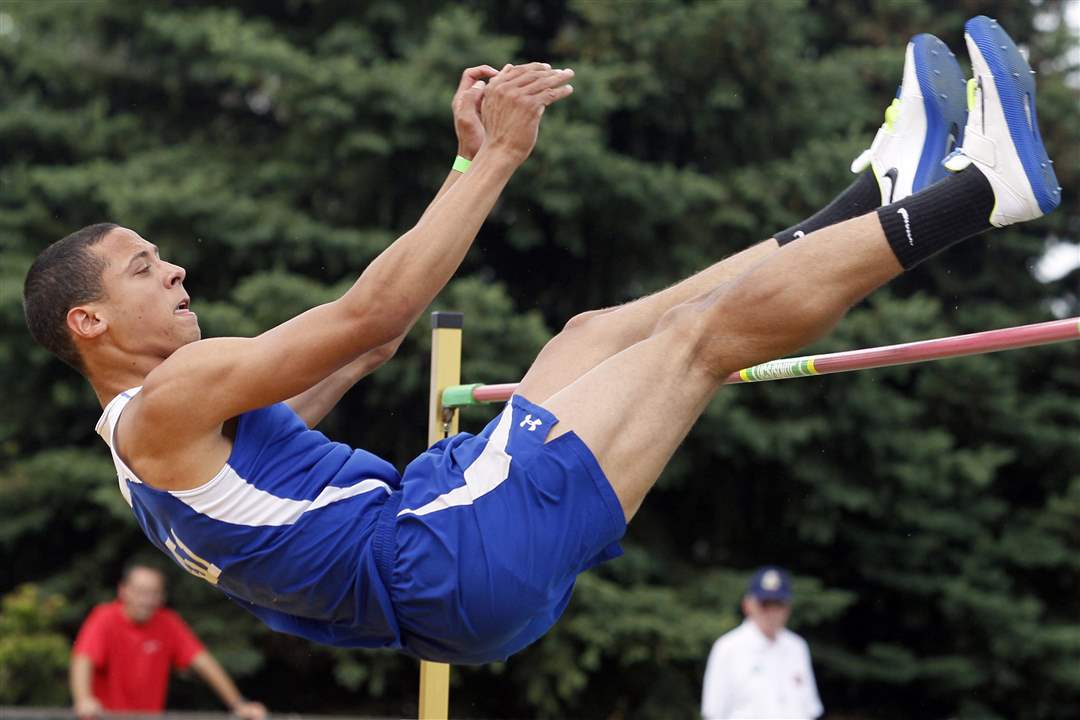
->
xmin=739 ymin=356 xmax=819 ymax=383
xmin=442 ymin=383 xmax=485 ymax=408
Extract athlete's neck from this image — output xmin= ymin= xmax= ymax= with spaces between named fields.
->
xmin=86 ymin=348 xmax=165 ymax=407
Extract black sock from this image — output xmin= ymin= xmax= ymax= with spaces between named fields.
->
xmin=877 ymin=168 xmax=995 ymax=269
xmin=774 ymin=171 xmax=882 ymax=246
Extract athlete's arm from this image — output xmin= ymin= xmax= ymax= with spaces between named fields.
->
xmin=282 ymin=66 xmax=495 ymax=428
xmin=134 ymin=64 xmax=573 ymax=447
xmin=284 ymin=333 xmax=404 ymax=428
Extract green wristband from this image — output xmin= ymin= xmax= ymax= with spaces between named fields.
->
xmin=452 ymin=155 xmax=472 ymax=173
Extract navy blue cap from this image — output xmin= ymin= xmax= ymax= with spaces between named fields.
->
xmin=747 ymin=566 xmax=793 ymax=602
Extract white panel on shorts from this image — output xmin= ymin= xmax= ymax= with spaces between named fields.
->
xmin=396 ymin=402 xmax=515 ymax=518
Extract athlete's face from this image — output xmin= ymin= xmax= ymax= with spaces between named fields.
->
xmin=743 ymin=596 xmax=791 ymax=640
xmin=90 ymin=227 xmax=200 ymax=358
xmin=118 ymin=567 xmax=166 ymax=624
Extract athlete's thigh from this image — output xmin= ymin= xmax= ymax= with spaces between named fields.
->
xmin=535 ymin=318 xmax=720 ymax=519
xmin=512 ymin=306 xmax=622 ymax=405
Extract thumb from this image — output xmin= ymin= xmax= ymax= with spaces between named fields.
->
xmin=467 ymin=80 xmax=486 ymax=112
xmin=455 ymin=80 xmax=486 ymax=113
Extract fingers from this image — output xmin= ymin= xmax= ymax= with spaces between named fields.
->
xmin=456 ymin=64 xmax=498 ymax=94
xmin=495 ymin=65 xmax=573 ymax=93
xmin=455 ymin=78 xmax=486 ymax=102
xmin=477 ymin=60 xmax=575 ymax=162
xmin=470 ymin=81 xmax=486 ymax=113
xmin=452 ymin=78 xmax=488 ymax=116
xmin=488 ymin=62 xmax=552 ymax=89
xmin=539 ymin=83 xmax=574 ymax=107
xmin=483 ymin=65 xmax=574 ymax=114
xmin=517 ymin=67 xmax=574 ymax=96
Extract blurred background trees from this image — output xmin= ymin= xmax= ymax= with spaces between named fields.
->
xmin=1 ymin=1 xmax=1077 ymax=718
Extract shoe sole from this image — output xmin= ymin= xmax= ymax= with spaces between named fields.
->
xmin=910 ymin=34 xmax=968 ymax=192
xmin=965 ymin=16 xmax=1060 ymax=215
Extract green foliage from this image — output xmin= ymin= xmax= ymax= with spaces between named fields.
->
xmin=0 ymin=0 xmax=1077 ymax=718
xmin=0 ymin=585 xmax=70 ymax=705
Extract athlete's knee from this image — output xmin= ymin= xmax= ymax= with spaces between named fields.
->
xmin=654 ymin=298 xmax=699 ymax=334
xmin=654 ymin=300 xmax=741 ymax=381
xmin=538 ymin=307 xmax=626 ymax=354
xmin=560 ymin=306 xmax=618 ymax=335
xmin=653 ymin=302 xmax=709 ymax=357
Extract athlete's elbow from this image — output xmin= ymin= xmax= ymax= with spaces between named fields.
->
xmin=369 ymin=338 xmax=401 ymax=367
xmin=342 ymin=286 xmax=416 ymax=347
xmin=348 ymin=254 xmax=434 ymax=338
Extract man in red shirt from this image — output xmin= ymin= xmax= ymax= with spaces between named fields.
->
xmin=70 ymin=563 xmax=267 ymax=719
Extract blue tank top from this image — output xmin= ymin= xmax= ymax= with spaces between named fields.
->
xmin=96 ymin=387 xmax=404 ymax=649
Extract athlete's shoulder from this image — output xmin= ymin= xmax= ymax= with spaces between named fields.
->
xmin=115 ymin=366 xmax=238 ymax=491
xmin=137 ymin=337 xmax=215 ymax=390
xmin=129 ymin=336 xmax=255 ymax=444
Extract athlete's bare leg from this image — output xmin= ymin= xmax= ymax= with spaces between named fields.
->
xmin=515 ymin=29 xmax=958 ymax=405
xmin=519 ymin=14 xmax=1059 ymax=518
xmin=532 ymin=214 xmax=900 ymax=519
xmin=517 ymin=237 xmax=780 ymax=403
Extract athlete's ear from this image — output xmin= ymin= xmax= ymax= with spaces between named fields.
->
xmin=67 ymin=305 xmax=108 ymax=340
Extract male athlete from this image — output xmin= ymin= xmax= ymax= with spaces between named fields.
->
xmin=24 ymin=18 xmax=1060 ymax=664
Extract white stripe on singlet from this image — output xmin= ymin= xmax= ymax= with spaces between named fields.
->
xmin=96 ymin=386 xmax=392 ymax=527
xmin=170 ymin=464 xmax=392 ymax=527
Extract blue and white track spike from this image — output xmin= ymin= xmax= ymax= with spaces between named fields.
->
xmin=851 ymin=34 xmax=967 ymax=205
xmin=944 ymin=16 xmax=1061 ymax=225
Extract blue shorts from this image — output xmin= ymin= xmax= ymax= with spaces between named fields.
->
xmin=372 ymin=395 xmax=626 ymax=664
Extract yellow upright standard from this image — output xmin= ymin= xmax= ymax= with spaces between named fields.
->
xmin=419 ymin=311 xmax=463 ymax=719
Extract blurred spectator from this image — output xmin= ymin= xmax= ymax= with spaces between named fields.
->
xmin=70 ymin=563 xmax=267 ymax=719
xmin=701 ymin=566 xmax=823 ymax=719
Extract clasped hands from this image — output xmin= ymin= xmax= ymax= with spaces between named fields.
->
xmin=450 ymin=62 xmax=574 ymax=165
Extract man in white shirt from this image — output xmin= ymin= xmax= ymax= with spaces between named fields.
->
xmin=701 ymin=566 xmax=824 ymax=719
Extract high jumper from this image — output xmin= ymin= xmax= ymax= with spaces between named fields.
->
xmin=23 ymin=18 xmax=1061 ymax=664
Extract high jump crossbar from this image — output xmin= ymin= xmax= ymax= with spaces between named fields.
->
xmin=441 ymin=316 xmax=1080 ymax=408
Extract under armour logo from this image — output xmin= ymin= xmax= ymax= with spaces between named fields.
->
xmin=519 ymin=414 xmax=543 ymax=432
xmin=792 ymin=230 xmax=806 ymax=239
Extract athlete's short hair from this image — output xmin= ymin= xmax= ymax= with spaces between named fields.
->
xmin=23 ymin=223 xmax=118 ymax=374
